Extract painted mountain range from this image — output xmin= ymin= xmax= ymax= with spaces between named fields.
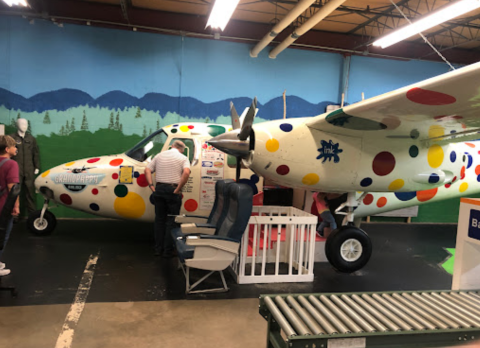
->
xmin=0 ymin=88 xmax=336 ymax=120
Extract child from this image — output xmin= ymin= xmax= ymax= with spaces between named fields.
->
xmin=312 ymin=192 xmax=337 ymax=238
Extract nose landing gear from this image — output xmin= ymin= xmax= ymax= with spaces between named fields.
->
xmin=325 ymin=192 xmax=372 ymax=273
xmin=27 ymin=200 xmax=57 ymax=236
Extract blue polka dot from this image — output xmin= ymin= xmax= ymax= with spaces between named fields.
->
xmin=134 ymin=171 xmax=140 ymax=178
xmin=450 ymin=151 xmax=456 ymax=163
xmin=428 ymin=173 xmax=440 ymax=184
xmin=173 ymin=124 xmax=178 ymax=127
xmin=90 ymin=203 xmax=99 ymax=211
xmin=360 ymin=178 xmax=372 ymax=187
xmin=280 ymin=124 xmax=293 ymax=132
xmin=395 ymin=192 xmax=417 ymax=201
xmin=450 ymin=130 xmax=457 ymax=134
xmin=465 ymin=153 xmax=473 ymax=169
xmin=477 ymin=174 xmax=480 ymax=182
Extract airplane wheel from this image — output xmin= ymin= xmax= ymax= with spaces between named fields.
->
xmin=27 ymin=210 xmax=57 ymax=236
xmin=325 ymin=225 xmax=372 ymax=273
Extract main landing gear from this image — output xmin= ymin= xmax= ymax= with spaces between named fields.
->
xmin=27 ymin=200 xmax=57 ymax=236
xmin=325 ymin=192 xmax=372 ymax=273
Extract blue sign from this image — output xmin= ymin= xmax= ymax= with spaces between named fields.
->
xmin=468 ymin=209 xmax=480 ymax=241
xmin=316 ymin=140 xmax=343 ymax=163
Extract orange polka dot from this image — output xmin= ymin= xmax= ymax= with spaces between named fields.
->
xmin=377 ymin=197 xmax=387 ymax=208
xmin=110 ymin=158 xmax=124 ymax=167
xmin=417 ymin=188 xmax=438 ymax=202
xmin=466 ymin=143 xmax=476 ymax=148
xmin=475 ymin=165 xmax=480 ymax=176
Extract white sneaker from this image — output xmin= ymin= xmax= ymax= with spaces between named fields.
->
xmin=0 ymin=269 xmax=10 ymax=276
xmin=0 ymin=262 xmax=5 ymax=270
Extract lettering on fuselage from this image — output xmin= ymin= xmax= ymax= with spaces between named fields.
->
xmin=316 ymin=140 xmax=343 ymax=163
xmin=51 ymin=172 xmax=106 ymax=193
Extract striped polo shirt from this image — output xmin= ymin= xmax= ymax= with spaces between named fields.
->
xmin=147 ymin=148 xmax=190 ymax=184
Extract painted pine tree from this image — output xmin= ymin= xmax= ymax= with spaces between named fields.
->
xmin=119 ymin=124 xmax=123 ymax=132
xmin=10 ymin=118 xmax=15 ymax=127
xmin=108 ymin=112 xmax=114 ymax=129
xmin=60 ymin=125 xmax=65 ymax=136
xmin=142 ymin=125 xmax=147 ymax=137
xmin=135 ymin=107 xmax=142 ymax=118
xmin=43 ymin=111 xmax=51 ymax=124
xmin=17 ymin=113 xmax=20 ymax=120
xmin=205 ymin=117 xmax=210 ymax=123
xmin=66 ymin=120 xmax=70 ymax=135
xmin=156 ymin=119 xmax=160 ymax=130
xmin=27 ymin=120 xmax=32 ymax=133
xmin=81 ymin=111 xmax=89 ymax=130
xmin=115 ymin=112 xmax=120 ymax=130
xmin=70 ymin=118 xmax=76 ymax=132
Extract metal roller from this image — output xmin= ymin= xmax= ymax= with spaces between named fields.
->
xmin=382 ymin=294 xmax=437 ymax=330
xmin=362 ymin=294 xmax=413 ymax=331
xmin=264 ymin=296 xmax=297 ymax=338
xmin=341 ymin=295 xmax=389 ymax=332
xmin=298 ymin=296 xmax=338 ymax=335
xmin=412 ymin=293 xmax=471 ymax=328
xmin=308 ymin=295 xmax=351 ymax=334
xmin=320 ymin=295 xmax=363 ymax=333
xmin=372 ymin=294 xmax=425 ymax=331
xmin=422 ymin=293 xmax=480 ymax=327
xmin=460 ymin=292 xmax=480 ymax=305
xmin=450 ymin=292 xmax=480 ymax=313
xmin=429 ymin=293 xmax=480 ymax=327
xmin=287 ymin=296 xmax=324 ymax=335
xmin=275 ymin=296 xmax=312 ymax=336
xmin=402 ymin=293 xmax=458 ymax=329
xmin=331 ymin=295 xmax=377 ymax=332
xmin=432 ymin=293 xmax=480 ymax=323
xmin=392 ymin=293 xmax=449 ymax=330
xmin=468 ymin=292 xmax=480 ymax=302
xmin=352 ymin=294 xmax=401 ymax=332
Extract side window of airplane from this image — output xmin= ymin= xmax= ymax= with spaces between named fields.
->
xmin=125 ymin=129 xmax=168 ymax=163
xmin=168 ymin=138 xmax=196 ymax=165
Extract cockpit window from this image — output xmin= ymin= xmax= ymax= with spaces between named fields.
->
xmin=125 ymin=129 xmax=168 ymax=162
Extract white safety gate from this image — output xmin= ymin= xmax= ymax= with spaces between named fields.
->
xmin=231 ymin=206 xmax=318 ymax=284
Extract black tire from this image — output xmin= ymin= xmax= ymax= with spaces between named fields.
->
xmin=325 ymin=225 xmax=372 ymax=273
xmin=27 ymin=210 xmax=57 ymax=236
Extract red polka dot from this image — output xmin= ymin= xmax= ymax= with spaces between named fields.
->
xmin=92 ymin=188 xmax=99 ymax=195
xmin=87 ymin=158 xmax=100 ymax=163
xmin=60 ymin=194 xmax=72 ymax=205
xmin=112 ymin=173 xmax=119 ymax=180
xmin=466 ymin=143 xmax=476 ymax=148
xmin=417 ymin=188 xmax=438 ymax=202
xmin=445 ymin=183 xmax=451 ymax=188
xmin=363 ymin=194 xmax=374 ymax=205
xmin=461 ymin=166 xmax=466 ymax=180
xmin=434 ymin=115 xmax=463 ymax=120
xmin=136 ymin=174 xmax=149 ymax=187
xmin=452 ymin=176 xmax=457 ymax=183
xmin=406 ymin=88 xmax=456 ymax=105
xmin=188 ymin=125 xmax=194 ymax=129
xmin=377 ymin=197 xmax=387 ymax=208
xmin=184 ymin=199 xmax=198 ymax=212
xmin=276 ymin=165 xmax=290 ymax=175
xmin=372 ymin=152 xmax=396 ymax=176
xmin=110 ymin=158 xmax=123 ymax=166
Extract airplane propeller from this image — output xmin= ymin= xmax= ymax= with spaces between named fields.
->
xmin=209 ymin=97 xmax=258 ymax=181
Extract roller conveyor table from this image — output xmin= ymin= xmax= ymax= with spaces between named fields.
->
xmin=259 ymin=290 xmax=480 ymax=348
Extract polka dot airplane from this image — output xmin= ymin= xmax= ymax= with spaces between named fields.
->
xmin=209 ymin=61 xmax=480 ymax=272
xmin=31 ymin=121 xmax=262 ymax=237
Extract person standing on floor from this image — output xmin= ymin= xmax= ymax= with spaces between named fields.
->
xmin=10 ymin=118 xmax=40 ymax=216
xmin=312 ymin=192 xmax=337 ymax=238
xmin=145 ymin=140 xmax=191 ymax=258
xmin=0 ymin=135 xmax=20 ymax=276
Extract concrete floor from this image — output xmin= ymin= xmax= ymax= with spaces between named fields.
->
xmin=0 ymin=299 xmax=266 ymax=348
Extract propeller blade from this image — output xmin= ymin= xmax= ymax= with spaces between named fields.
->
xmin=230 ymin=102 xmax=240 ymax=130
xmin=238 ymin=97 xmax=257 ymax=141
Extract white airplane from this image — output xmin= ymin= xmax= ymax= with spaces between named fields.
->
xmin=208 ymin=60 xmax=480 ymax=273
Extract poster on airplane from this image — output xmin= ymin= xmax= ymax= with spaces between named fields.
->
xmin=200 ymin=142 xmax=225 ymax=210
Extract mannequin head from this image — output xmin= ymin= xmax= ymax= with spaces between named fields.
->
xmin=16 ymin=118 xmax=28 ymax=133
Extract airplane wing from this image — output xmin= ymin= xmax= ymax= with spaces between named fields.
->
xmin=306 ymin=61 xmax=480 ymax=143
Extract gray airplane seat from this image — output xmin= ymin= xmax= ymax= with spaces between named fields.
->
xmin=174 ymin=183 xmax=253 ymax=294
xmin=174 ymin=179 xmax=235 ymax=232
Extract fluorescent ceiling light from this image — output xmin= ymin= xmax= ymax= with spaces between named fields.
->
xmin=2 ymin=0 xmax=28 ymax=6
xmin=206 ymin=0 xmax=240 ymax=31
xmin=373 ymin=0 xmax=480 ymax=49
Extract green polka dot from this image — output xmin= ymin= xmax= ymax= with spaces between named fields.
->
xmin=409 ymin=145 xmax=419 ymax=158
xmin=114 ymin=185 xmax=128 ymax=198
xmin=207 ymin=125 xmax=226 ymax=137
xmin=171 ymin=128 xmax=177 ymax=134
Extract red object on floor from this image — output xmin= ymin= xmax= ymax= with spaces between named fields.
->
xmin=253 ymin=191 xmax=264 ymax=206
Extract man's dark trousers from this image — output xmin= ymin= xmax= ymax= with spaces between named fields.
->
xmin=153 ymin=183 xmax=182 ymax=255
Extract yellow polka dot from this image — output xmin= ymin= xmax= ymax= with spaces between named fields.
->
xmin=388 ymin=179 xmax=404 ymax=191
xmin=114 ymin=192 xmax=146 ymax=219
xmin=266 ymin=139 xmax=280 ymax=152
xmin=427 ymin=144 xmax=444 ymax=168
xmin=164 ymin=125 xmax=172 ymax=128
xmin=428 ymin=125 xmax=445 ymax=139
xmin=65 ymin=161 xmax=75 ymax=167
xmin=228 ymin=128 xmax=232 ymax=131
xmin=460 ymin=182 xmax=468 ymax=192
xmin=302 ymin=173 xmax=319 ymax=186
xmin=41 ymin=170 xmax=50 ymax=178
xmin=180 ymin=125 xmax=189 ymax=132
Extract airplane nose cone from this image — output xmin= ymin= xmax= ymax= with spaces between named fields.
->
xmin=35 ymin=171 xmax=55 ymax=200
xmin=208 ymin=130 xmax=250 ymax=157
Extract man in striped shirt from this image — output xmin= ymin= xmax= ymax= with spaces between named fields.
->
xmin=145 ymin=140 xmax=191 ymax=258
